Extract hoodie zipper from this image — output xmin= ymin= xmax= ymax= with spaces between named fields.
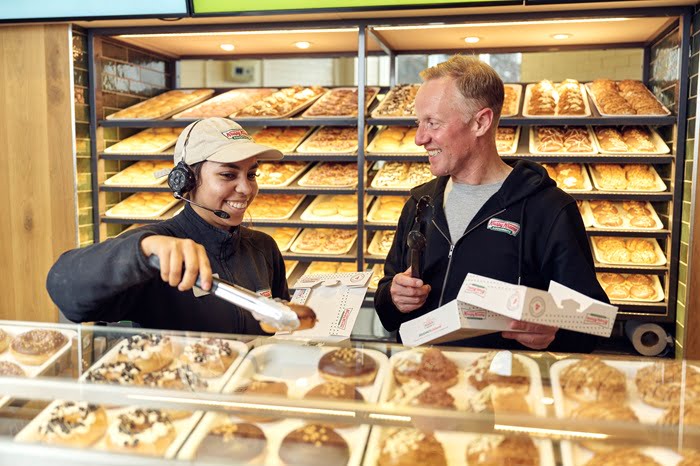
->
xmin=435 ymin=208 xmax=506 ymax=306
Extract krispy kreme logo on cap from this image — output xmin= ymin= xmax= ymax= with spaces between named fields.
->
xmin=221 ymin=128 xmax=251 ymax=141
xmin=487 ymin=218 xmax=520 ymax=236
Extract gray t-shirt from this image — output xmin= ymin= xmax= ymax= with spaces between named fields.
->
xmin=444 ymin=178 xmax=504 ymax=242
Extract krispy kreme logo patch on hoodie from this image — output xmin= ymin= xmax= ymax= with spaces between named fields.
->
xmin=487 ymin=218 xmax=520 ymax=236
xmin=221 ymin=128 xmax=251 ymax=141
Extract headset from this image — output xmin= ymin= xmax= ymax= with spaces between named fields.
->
xmin=167 ymin=121 xmax=230 ymax=219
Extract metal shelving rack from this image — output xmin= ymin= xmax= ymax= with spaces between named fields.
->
xmin=87 ymin=5 xmax=693 ymax=324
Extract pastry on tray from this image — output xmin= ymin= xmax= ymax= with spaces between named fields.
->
xmin=247 ymin=194 xmax=304 ymax=220
xmin=252 ymin=127 xmax=311 ymax=153
xmin=108 ymin=89 xmax=213 ymax=120
xmin=559 ymin=358 xmax=627 ymax=403
xmin=303 ymin=87 xmax=377 ymax=117
xmin=233 ymin=85 xmax=326 ymax=118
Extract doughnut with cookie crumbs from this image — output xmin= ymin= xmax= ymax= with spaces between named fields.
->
xmin=378 ymin=428 xmax=447 ymax=466
xmin=38 ymin=402 xmax=107 ymax=448
xmin=179 ymin=338 xmax=237 ymax=378
xmin=116 ymin=334 xmax=173 ymax=373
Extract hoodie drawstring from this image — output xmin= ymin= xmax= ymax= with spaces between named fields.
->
xmin=517 ymin=198 xmax=527 ymax=285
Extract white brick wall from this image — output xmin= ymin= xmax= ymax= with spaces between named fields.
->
xmin=521 ymin=49 xmax=643 ymax=82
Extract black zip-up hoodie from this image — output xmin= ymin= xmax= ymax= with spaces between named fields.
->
xmin=374 ymin=160 xmax=608 ymax=353
xmin=46 ymin=204 xmax=289 ymax=334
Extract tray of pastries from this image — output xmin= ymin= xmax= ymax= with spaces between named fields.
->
xmin=252 ymin=126 xmax=312 ymax=153
xmin=366 ymin=126 xmax=423 ymax=154
xmin=295 ymin=126 xmax=360 ymax=154
xmin=371 ymin=84 xmax=420 ymax=118
xmin=589 ymin=164 xmax=666 ymax=192
xmin=290 ymin=228 xmax=357 ymax=255
xmin=247 ymin=194 xmax=305 ymax=221
xmin=105 ymin=192 xmax=179 ymax=219
xmin=300 ymin=194 xmax=372 ymax=223
xmin=502 ymin=83 xmax=522 ymax=117
xmin=496 ymin=126 xmax=520 ymax=155
xmin=541 ymin=163 xmax=592 ymax=192
xmin=591 ymin=236 xmax=666 ymax=266
xmin=178 ymin=343 xmax=389 ymax=465
xmin=550 ymin=357 xmax=699 ymax=466
xmin=301 ymin=87 xmax=379 ymax=118
xmin=297 ymin=162 xmax=359 ymax=188
xmin=371 ymin=161 xmax=434 ymax=189
xmin=588 ymin=200 xmax=663 ymax=230
xmin=104 ymin=160 xmax=171 ymax=187
xmin=103 ymin=127 xmax=183 ymax=155
xmin=367 ymin=230 xmax=395 ymax=257
xmin=255 ymin=227 xmax=301 ymax=252
xmin=16 ymin=334 xmax=249 ymax=458
xmin=576 ymin=200 xmax=594 ymax=227
xmin=366 ymin=195 xmax=407 ymax=223
xmin=586 ymin=79 xmax=671 ymax=116
xmin=0 ymin=325 xmax=75 ymax=407
xmin=592 ymin=126 xmax=670 ymax=155
xmin=171 ymin=88 xmax=276 ymax=119
xmin=363 ymin=349 xmax=554 ymax=466
xmin=283 ymin=260 xmax=298 ymax=279
xmin=233 ymin=85 xmax=326 ymax=118
xmin=368 ymin=264 xmax=384 ymax=291
xmin=304 ymin=261 xmax=359 ymax=274
xmin=529 ymin=126 xmax=596 ymax=155
xmin=106 ymin=89 xmax=214 ymax=120
xmin=597 ymin=272 xmax=665 ymax=302
xmin=255 ymin=161 xmax=309 ymax=188
xmin=524 ymin=79 xmax=590 ymax=117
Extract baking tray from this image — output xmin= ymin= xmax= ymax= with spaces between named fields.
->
xmin=300 ymin=87 xmax=379 ymax=118
xmin=177 ymin=344 xmax=389 ymax=466
xmin=496 ymin=126 xmax=521 ymax=155
xmin=588 ymin=165 xmax=667 ymax=192
xmin=523 ymin=82 xmax=591 ymax=118
xmin=366 ymin=195 xmax=407 ymax=224
xmin=589 ymin=201 xmax=663 ymax=231
xmin=251 ymin=127 xmax=314 ymax=154
xmin=300 ymin=194 xmax=372 ymax=223
xmin=596 ymin=273 xmax=665 ymax=303
xmin=290 ymin=228 xmax=358 ymax=255
xmin=370 ymin=84 xmax=420 ymax=118
xmin=255 ymin=226 xmax=301 ymax=253
xmin=550 ymin=358 xmax=685 ymax=466
xmin=304 ymin=261 xmax=359 ymax=274
xmin=591 ymin=237 xmax=667 ymax=266
xmin=366 ymin=126 xmax=425 ymax=155
xmin=542 ymin=163 xmax=593 ymax=193
xmin=577 ymin=200 xmax=594 ymax=228
xmin=591 ymin=126 xmax=671 ymax=155
xmin=368 ymin=264 xmax=384 ymax=291
xmin=103 ymin=128 xmax=182 ymax=155
xmin=256 ymin=161 xmax=309 ymax=188
xmin=362 ymin=349 xmax=553 ymax=466
xmin=104 ymin=192 xmax=180 ymax=219
xmin=171 ymin=88 xmax=276 ymax=119
xmin=106 ymin=89 xmax=214 ymax=120
xmin=104 ymin=160 xmax=171 ymax=187
xmin=284 ymin=260 xmax=299 ymax=279
xmin=0 ymin=325 xmax=75 ymax=408
xmin=297 ymin=162 xmax=359 ymax=188
xmin=528 ymin=127 xmax=597 ymax=156
xmin=232 ymin=86 xmax=326 ymax=119
xmin=585 ymin=82 xmax=672 ymax=117
xmin=247 ymin=194 xmax=306 ymax=221
xmin=501 ymin=83 xmax=523 ymax=117
xmin=367 ymin=230 xmax=395 ymax=257
xmin=295 ymin=126 xmax=362 ymax=154
xmin=370 ymin=161 xmax=434 ymax=189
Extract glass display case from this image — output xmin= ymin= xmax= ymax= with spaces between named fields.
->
xmin=0 ymin=319 xmax=697 ymax=465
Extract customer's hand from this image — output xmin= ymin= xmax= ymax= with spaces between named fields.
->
xmin=141 ymin=235 xmax=212 ymax=291
xmin=502 ymin=320 xmax=558 ymax=350
xmin=390 ymin=267 xmax=431 ymax=313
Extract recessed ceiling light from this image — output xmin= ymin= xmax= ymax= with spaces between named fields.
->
xmin=463 ymin=36 xmax=481 ymax=44
xmin=220 ymin=43 xmax=235 ymax=51
xmin=551 ymin=33 xmax=572 ymax=40
xmin=294 ymin=41 xmax=312 ymax=49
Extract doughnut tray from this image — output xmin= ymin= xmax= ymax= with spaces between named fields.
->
xmin=178 ymin=343 xmax=389 ymax=465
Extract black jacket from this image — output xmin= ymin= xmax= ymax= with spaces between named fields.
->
xmin=374 ymin=160 xmax=608 ymax=353
xmin=47 ymin=204 xmax=289 ymax=334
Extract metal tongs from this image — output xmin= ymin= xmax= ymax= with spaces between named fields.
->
xmin=407 ymin=195 xmax=433 ymax=279
xmin=147 ymin=255 xmax=300 ymax=331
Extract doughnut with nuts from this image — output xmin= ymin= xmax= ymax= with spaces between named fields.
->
xmin=11 ymin=329 xmax=68 ymax=365
xmin=279 ymin=424 xmax=349 ymax=466
xmin=195 ymin=421 xmax=267 ymax=462
xmin=378 ymin=428 xmax=447 ymax=466
xmin=116 ymin=334 xmax=173 ymax=373
xmin=318 ymin=348 xmax=378 ymax=386
xmin=37 ymin=402 xmax=107 ymax=448
xmin=0 ymin=361 xmax=25 ymax=376
xmin=106 ymin=408 xmax=175 ymax=456
xmin=0 ymin=328 xmax=9 ymax=353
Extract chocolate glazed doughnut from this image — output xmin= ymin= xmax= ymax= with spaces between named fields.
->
xmin=279 ymin=424 xmax=350 ymax=466
xmin=195 ymin=422 xmax=267 ymax=463
xmin=318 ymin=348 xmax=378 ymax=386
xmin=11 ymin=329 xmax=67 ymax=365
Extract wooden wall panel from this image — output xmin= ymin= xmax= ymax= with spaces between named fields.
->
xmin=0 ymin=24 xmax=76 ymax=322
xmin=686 ymin=181 xmax=700 ymax=359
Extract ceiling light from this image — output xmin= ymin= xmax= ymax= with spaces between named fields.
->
xmin=464 ymin=36 xmax=481 ymax=44
xmin=219 ymin=43 xmax=235 ymax=51
xmin=294 ymin=41 xmax=312 ymax=49
xmin=118 ymin=28 xmax=357 ymax=39
xmin=551 ymin=33 xmax=572 ymax=40
xmin=374 ymin=17 xmax=630 ymax=31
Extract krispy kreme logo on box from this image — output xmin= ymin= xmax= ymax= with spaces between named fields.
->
xmin=221 ymin=128 xmax=251 ymax=141
xmin=487 ymin=218 xmax=520 ymax=236
xmin=584 ymin=313 xmax=610 ymax=327
xmin=464 ymin=283 xmax=487 ymax=298
xmin=461 ymin=308 xmax=486 ymax=320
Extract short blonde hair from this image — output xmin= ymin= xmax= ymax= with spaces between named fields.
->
xmin=420 ymin=55 xmax=504 ymax=121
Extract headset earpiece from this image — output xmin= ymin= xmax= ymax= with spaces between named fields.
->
xmin=168 ymin=161 xmax=196 ymax=196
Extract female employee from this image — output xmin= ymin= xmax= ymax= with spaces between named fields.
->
xmin=46 ymin=117 xmax=288 ymax=334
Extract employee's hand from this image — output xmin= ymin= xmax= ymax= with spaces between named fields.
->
xmin=502 ymin=320 xmax=558 ymax=350
xmin=141 ymin=235 xmax=212 ymax=292
xmin=390 ymin=267 xmax=431 ymax=313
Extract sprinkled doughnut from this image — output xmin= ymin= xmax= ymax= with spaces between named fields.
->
xmin=11 ymin=329 xmax=67 ymax=365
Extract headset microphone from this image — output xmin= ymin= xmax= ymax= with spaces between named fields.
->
xmin=173 ymin=192 xmax=230 ymax=219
